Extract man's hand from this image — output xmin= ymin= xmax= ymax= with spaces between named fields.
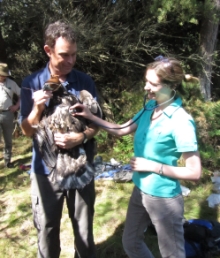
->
xmin=32 ymin=89 xmax=53 ymax=113
xmin=9 ymin=105 xmax=19 ymax=113
xmin=21 ymin=89 xmax=53 ymax=137
xmin=54 ymin=132 xmax=83 ymax=149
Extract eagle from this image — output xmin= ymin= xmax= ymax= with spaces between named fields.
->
xmin=34 ymin=75 xmax=102 ymax=190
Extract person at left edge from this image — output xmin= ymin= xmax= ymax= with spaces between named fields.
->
xmin=0 ymin=63 xmax=20 ymax=168
xmin=20 ymin=21 xmax=99 ymax=258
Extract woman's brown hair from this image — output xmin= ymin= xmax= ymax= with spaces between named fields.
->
xmin=146 ymin=56 xmax=199 ymax=92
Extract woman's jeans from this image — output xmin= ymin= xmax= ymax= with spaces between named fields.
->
xmin=122 ymin=186 xmax=185 ymax=258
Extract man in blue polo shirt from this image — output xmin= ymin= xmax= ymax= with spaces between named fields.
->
xmin=20 ymin=21 xmax=98 ymax=258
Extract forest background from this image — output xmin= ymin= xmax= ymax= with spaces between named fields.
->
xmin=2 ymin=0 xmax=220 ymax=170
xmin=0 ymin=0 xmax=220 ymax=178
xmin=0 ymin=1 xmax=220 ymax=257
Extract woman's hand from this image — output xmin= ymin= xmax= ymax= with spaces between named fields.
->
xmin=70 ymin=103 xmax=93 ymax=119
xmin=130 ymin=157 xmax=152 ymax=172
xmin=130 ymin=152 xmax=202 ymax=181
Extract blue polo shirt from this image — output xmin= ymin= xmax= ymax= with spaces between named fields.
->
xmin=20 ymin=64 xmax=97 ymax=175
xmin=132 ymin=97 xmax=198 ymax=197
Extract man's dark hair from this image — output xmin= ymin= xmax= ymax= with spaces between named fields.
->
xmin=44 ymin=21 xmax=77 ymax=48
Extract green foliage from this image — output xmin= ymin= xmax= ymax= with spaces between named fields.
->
xmin=1 ymin=0 xmax=220 ymax=170
xmin=149 ymin=0 xmax=203 ymax=24
xmin=113 ymin=135 xmax=134 ymax=163
xmin=0 ymin=0 xmax=204 ymax=92
xmin=198 ymin=101 xmax=220 ymax=169
xmin=96 ymin=86 xmax=144 ymax=163
xmin=181 ymin=81 xmax=220 ymax=171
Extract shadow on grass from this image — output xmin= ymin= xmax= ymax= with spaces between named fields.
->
xmin=0 ymin=206 xmax=32 ymax=233
xmin=0 ymin=206 xmax=34 ymax=258
xmin=95 ymin=221 xmax=161 ymax=258
xmin=0 ymin=156 xmax=31 ymax=192
xmin=96 ymin=222 xmax=127 ymax=258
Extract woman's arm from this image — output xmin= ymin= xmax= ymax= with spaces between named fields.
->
xmin=71 ymin=103 xmax=137 ymax=136
xmin=130 ymin=151 xmax=202 ymax=182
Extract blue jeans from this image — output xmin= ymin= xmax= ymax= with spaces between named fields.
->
xmin=122 ymin=186 xmax=185 ymax=258
xmin=30 ymin=173 xmax=96 ymax=258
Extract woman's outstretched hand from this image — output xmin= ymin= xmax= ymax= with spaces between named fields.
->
xmin=69 ymin=103 xmax=93 ymax=119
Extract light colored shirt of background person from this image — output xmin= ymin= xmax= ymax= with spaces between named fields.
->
xmin=0 ymin=63 xmax=20 ymax=168
xmin=0 ymin=77 xmax=20 ymax=111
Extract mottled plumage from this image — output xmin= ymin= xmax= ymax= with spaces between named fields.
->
xmin=34 ymin=76 xmax=102 ymax=189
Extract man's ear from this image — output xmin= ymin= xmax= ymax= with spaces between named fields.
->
xmin=44 ymin=45 xmax=51 ymax=57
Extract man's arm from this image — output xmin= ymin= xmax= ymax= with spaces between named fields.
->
xmin=21 ymin=106 xmax=44 ymax=137
xmin=21 ymin=90 xmax=53 ymax=137
xmin=9 ymin=97 xmax=20 ymax=113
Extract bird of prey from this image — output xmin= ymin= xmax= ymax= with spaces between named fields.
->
xmin=34 ymin=75 xmax=102 ymax=190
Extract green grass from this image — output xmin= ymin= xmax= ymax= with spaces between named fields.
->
xmin=0 ymin=136 xmax=220 ymax=257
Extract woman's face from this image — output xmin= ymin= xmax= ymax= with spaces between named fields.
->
xmin=144 ymin=69 xmax=172 ymax=104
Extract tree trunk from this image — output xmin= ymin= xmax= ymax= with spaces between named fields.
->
xmin=0 ymin=29 xmax=7 ymax=63
xmin=199 ymin=0 xmax=220 ymax=101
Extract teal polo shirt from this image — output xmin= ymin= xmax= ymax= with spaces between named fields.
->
xmin=132 ymin=97 xmax=198 ymax=197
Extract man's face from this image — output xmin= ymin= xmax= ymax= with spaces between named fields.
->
xmin=0 ymin=75 xmax=7 ymax=83
xmin=44 ymin=37 xmax=77 ymax=76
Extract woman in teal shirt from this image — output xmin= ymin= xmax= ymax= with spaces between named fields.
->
xmin=72 ymin=56 xmax=202 ymax=258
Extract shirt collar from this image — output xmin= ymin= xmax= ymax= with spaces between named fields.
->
xmin=42 ymin=62 xmax=77 ymax=84
xmin=163 ymin=97 xmax=182 ymax=118
xmin=38 ymin=63 xmax=51 ymax=89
